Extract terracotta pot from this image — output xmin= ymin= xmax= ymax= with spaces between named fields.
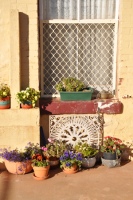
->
xmin=21 ymin=101 xmax=33 ymax=109
xmin=4 ymin=160 xmax=32 ymax=175
xmin=0 ymin=96 xmax=10 ymax=109
xmin=47 ymin=157 xmax=60 ymax=168
xmin=32 ymin=165 xmax=50 ymax=179
xmin=63 ymin=164 xmax=78 ymax=174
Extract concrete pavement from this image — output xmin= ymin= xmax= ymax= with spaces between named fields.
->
xmin=0 ymin=161 xmax=133 ymax=200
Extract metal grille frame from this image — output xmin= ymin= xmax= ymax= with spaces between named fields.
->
xmin=40 ymin=22 xmax=117 ymax=96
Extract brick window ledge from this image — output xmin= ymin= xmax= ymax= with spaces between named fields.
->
xmin=39 ymin=98 xmax=123 ymax=115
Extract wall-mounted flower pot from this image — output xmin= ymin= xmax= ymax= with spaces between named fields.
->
xmin=0 ymin=96 xmax=10 ymax=109
xmin=60 ymin=88 xmax=93 ymax=101
xmin=21 ymin=101 xmax=33 ymax=109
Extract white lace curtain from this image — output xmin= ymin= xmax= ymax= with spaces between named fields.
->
xmin=39 ymin=0 xmax=116 ymax=20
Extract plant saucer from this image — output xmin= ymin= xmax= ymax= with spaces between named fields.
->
xmin=32 ymin=173 xmax=49 ymax=180
xmin=63 ymin=169 xmax=78 ymax=174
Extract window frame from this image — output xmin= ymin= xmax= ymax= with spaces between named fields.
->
xmin=39 ymin=0 xmax=119 ymax=97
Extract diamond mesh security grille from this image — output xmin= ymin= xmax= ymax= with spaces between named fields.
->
xmin=41 ymin=23 xmax=115 ymax=95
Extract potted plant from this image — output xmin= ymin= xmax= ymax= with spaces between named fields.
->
xmin=31 ymin=150 xmax=50 ymax=180
xmin=100 ymin=136 xmax=124 ymax=168
xmin=60 ymin=150 xmax=83 ymax=174
xmin=42 ymin=138 xmax=66 ymax=168
xmin=0 ymin=83 xmax=11 ymax=109
xmin=16 ymin=87 xmax=40 ymax=108
xmin=74 ymin=142 xmax=98 ymax=168
xmin=55 ymin=77 xmax=93 ymax=101
xmin=0 ymin=142 xmax=39 ymax=174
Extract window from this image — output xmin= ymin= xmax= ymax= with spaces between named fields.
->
xmin=39 ymin=0 xmax=119 ymax=97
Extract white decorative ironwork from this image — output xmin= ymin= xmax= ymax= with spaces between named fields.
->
xmin=49 ymin=114 xmax=103 ymax=148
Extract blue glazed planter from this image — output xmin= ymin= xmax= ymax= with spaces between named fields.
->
xmin=0 ymin=96 xmax=10 ymax=109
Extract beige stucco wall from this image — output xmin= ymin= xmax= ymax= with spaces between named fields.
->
xmin=0 ymin=0 xmax=40 ymax=156
xmin=1 ymin=0 xmax=133 ymax=160
xmin=103 ymin=0 xmax=133 ymax=146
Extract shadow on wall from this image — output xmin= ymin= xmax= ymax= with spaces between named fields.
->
xmin=19 ymin=12 xmax=29 ymax=89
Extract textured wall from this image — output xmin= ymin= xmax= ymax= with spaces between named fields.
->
xmin=0 ymin=0 xmax=40 ymax=154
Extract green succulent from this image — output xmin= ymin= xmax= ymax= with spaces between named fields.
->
xmin=55 ymin=77 xmax=85 ymax=92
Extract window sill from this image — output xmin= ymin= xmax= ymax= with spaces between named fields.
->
xmin=39 ymin=98 xmax=123 ymax=115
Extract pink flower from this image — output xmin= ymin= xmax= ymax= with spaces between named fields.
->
xmin=41 ymin=147 xmax=47 ymax=151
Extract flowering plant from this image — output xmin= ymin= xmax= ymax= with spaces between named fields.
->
xmin=100 ymin=136 xmax=124 ymax=156
xmin=42 ymin=138 xmax=66 ymax=159
xmin=16 ymin=87 xmax=40 ymax=107
xmin=60 ymin=150 xmax=83 ymax=169
xmin=0 ymin=83 xmax=10 ymax=99
xmin=74 ymin=142 xmax=98 ymax=158
xmin=31 ymin=153 xmax=49 ymax=167
xmin=0 ymin=142 xmax=40 ymax=162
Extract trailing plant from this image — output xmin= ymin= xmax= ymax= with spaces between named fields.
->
xmin=0 ymin=142 xmax=40 ymax=162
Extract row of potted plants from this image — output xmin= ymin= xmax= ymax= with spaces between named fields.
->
xmin=0 ymin=136 xmax=125 ymax=180
xmin=0 ymin=83 xmax=40 ymax=109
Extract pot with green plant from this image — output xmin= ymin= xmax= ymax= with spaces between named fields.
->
xmin=74 ymin=142 xmax=98 ymax=168
xmin=60 ymin=150 xmax=83 ymax=174
xmin=16 ymin=87 xmax=40 ymax=108
xmin=31 ymin=152 xmax=50 ymax=180
xmin=0 ymin=83 xmax=11 ymax=109
xmin=42 ymin=138 xmax=66 ymax=168
xmin=100 ymin=136 xmax=124 ymax=168
xmin=55 ymin=77 xmax=93 ymax=101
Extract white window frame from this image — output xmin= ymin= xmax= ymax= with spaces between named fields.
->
xmin=39 ymin=0 xmax=119 ymax=97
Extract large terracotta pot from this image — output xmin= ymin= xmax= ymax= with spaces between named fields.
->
xmin=0 ymin=96 xmax=10 ymax=109
xmin=63 ymin=164 xmax=78 ymax=174
xmin=32 ymin=165 xmax=50 ymax=180
xmin=4 ymin=160 xmax=32 ymax=174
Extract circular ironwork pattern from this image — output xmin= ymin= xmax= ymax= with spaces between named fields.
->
xmin=49 ymin=115 xmax=103 ymax=147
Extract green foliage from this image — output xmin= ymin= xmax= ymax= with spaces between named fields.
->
xmin=42 ymin=139 xmax=66 ymax=158
xmin=74 ymin=142 xmax=98 ymax=158
xmin=55 ymin=77 xmax=85 ymax=92
xmin=0 ymin=83 xmax=10 ymax=98
xmin=100 ymin=136 xmax=124 ymax=156
xmin=31 ymin=154 xmax=49 ymax=167
xmin=16 ymin=87 xmax=40 ymax=107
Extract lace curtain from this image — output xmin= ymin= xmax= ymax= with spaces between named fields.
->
xmin=39 ymin=0 xmax=116 ymax=20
